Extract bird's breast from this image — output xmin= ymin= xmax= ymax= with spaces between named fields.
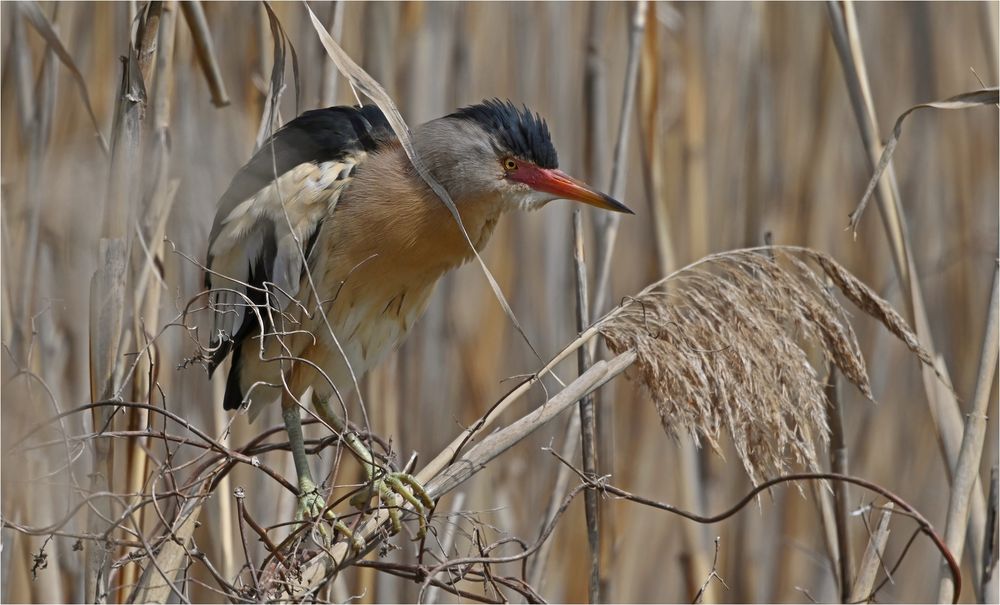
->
xmin=280 ymin=148 xmax=507 ymax=401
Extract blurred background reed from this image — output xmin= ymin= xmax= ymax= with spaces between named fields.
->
xmin=1 ymin=1 xmax=997 ymax=602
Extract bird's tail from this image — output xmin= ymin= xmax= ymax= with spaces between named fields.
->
xmin=222 ymin=342 xmax=245 ymax=412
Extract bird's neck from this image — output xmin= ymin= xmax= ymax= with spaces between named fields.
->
xmin=331 ymin=147 xmax=504 ymax=282
xmin=348 ymin=145 xmax=506 ymax=272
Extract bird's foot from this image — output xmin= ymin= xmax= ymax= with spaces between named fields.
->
xmin=295 ymin=480 xmax=365 ymax=552
xmin=295 ymin=480 xmax=327 ymax=521
xmin=350 ymin=471 xmax=434 ymax=539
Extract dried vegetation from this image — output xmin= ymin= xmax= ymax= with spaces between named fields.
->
xmin=600 ymin=247 xmax=935 ymax=484
xmin=1 ymin=2 xmax=997 ymax=604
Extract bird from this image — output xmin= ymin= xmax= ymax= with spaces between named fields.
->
xmin=203 ymin=98 xmax=632 ymax=537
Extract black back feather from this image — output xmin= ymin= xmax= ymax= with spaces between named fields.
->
xmin=449 ymin=99 xmax=558 ymax=169
xmin=206 ymin=105 xmax=394 ymax=280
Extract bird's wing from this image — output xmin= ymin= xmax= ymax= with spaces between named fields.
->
xmin=205 ymin=105 xmax=394 ymax=373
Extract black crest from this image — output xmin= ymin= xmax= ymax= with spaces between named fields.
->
xmin=450 ymin=99 xmax=559 ymax=169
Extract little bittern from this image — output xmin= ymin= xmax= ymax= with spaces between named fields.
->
xmin=205 ymin=99 xmax=631 ymax=536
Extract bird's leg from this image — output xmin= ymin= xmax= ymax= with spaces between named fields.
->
xmin=281 ymin=400 xmax=323 ymax=520
xmin=313 ymin=396 xmax=434 ymax=538
xmin=281 ymin=394 xmax=361 ymax=550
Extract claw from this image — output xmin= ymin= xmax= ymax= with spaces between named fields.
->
xmin=393 ymin=473 xmax=434 ymax=509
xmin=295 ymin=481 xmax=365 ymax=552
xmin=295 ymin=480 xmax=327 ymax=521
xmin=332 ymin=520 xmax=366 ymax=553
xmin=351 ymin=471 xmax=433 ymax=539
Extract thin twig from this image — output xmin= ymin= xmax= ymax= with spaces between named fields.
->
xmin=233 ymin=488 xmax=261 ymax=598
xmin=692 ymin=537 xmax=728 ymax=603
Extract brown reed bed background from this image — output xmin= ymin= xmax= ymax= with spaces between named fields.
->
xmin=1 ymin=1 xmax=997 ymax=603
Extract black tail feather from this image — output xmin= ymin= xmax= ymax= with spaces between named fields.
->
xmin=222 ymin=343 xmax=245 ymax=411
xmin=207 ymin=337 xmax=233 ymax=378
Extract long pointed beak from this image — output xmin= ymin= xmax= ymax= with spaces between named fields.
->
xmin=523 ymin=168 xmax=634 ymax=214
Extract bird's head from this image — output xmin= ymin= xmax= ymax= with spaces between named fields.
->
xmin=413 ymin=99 xmax=633 ymax=215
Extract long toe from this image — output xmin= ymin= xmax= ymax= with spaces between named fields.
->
xmin=295 ymin=491 xmax=327 ymax=521
xmin=378 ymin=472 xmax=433 ymax=539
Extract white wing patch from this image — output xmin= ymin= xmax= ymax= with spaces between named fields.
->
xmin=208 ymin=157 xmax=362 ymax=342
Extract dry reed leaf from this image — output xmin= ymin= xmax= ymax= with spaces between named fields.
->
xmin=848 ymin=87 xmax=999 ymax=235
xmin=19 ymin=0 xmax=109 ymax=153
xmin=598 ymin=246 xmax=934 ymax=484
xmin=255 ymin=1 xmax=300 ymax=151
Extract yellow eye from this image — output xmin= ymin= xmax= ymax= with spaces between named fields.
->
xmin=503 ymin=158 xmax=518 ymax=171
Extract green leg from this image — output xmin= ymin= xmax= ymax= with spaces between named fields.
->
xmin=313 ymin=397 xmax=434 ymax=537
xmin=283 ymin=399 xmax=363 ymax=550
xmin=282 ymin=403 xmax=324 ymax=520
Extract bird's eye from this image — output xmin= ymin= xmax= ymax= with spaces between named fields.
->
xmin=503 ymin=158 xmax=518 ymax=172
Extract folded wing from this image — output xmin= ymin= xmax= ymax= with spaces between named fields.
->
xmin=204 ymin=105 xmax=394 ymax=376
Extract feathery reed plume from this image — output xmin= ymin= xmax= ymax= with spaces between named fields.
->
xmin=599 ymin=247 xmax=932 ymax=484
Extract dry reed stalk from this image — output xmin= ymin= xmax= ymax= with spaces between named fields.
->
xmin=938 ymin=264 xmax=999 ymax=603
xmin=590 ymin=0 xmax=647 ymax=319
xmin=426 ymin=352 xmax=636 ymax=497
xmin=825 ymin=366 xmax=854 ymax=601
xmin=638 ymin=4 xmax=676 ymax=277
xmin=576 ymin=4 xmax=606 ymax=600
xmin=587 ymin=4 xmax=647 ymax=598
xmin=361 ymin=2 xmax=396 ymax=97
xmin=638 ymin=9 xmax=715 ymax=600
xmin=86 ymin=41 xmax=146 ymax=603
xmin=679 ymin=4 xmax=709 ymax=262
xmin=9 ymin=2 xmax=34 ymax=145
xmin=319 ymin=1 xmax=345 ymax=107
xmin=984 ymin=467 xmax=999 ymax=602
xmin=132 ymin=486 xmax=214 ymax=603
xmin=849 ymin=503 xmax=894 ymax=603
xmin=0 ymin=211 xmax=14 ymax=365
xmin=179 ymin=0 xmax=229 ymax=108
xmin=526 ymin=410 xmax=583 ymax=592
xmin=120 ymin=6 xmax=180 ymax=599
xmin=573 ymin=206 xmax=601 ymax=603
xmin=18 ymin=0 xmax=108 ymax=153
xmin=18 ymin=2 xmax=57 ymax=363
xmin=826 ymin=0 xmax=988 ymax=585
xmin=135 ymin=2 xmax=162 ymax=85
xmin=448 ymin=2 xmax=472 ymax=109
xmin=523 ymin=2 xmax=609 ymax=595
xmin=1 ymin=526 xmax=14 ymax=602
xmin=810 ymin=479 xmax=843 ymax=594
xmin=982 ymin=2 xmax=999 ymax=79
xmin=422 ymin=491 xmax=466 ymax=604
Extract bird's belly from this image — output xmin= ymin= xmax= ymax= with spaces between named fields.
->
xmin=288 ymin=280 xmax=435 ymax=406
